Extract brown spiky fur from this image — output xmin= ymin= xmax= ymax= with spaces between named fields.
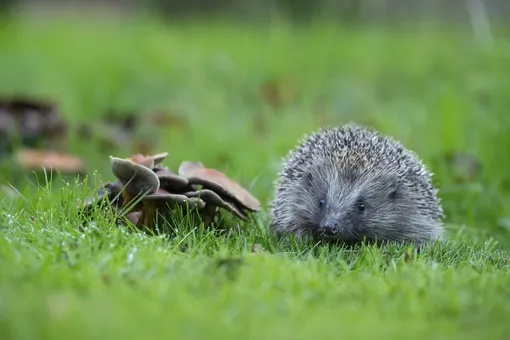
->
xmin=269 ymin=124 xmax=444 ymax=245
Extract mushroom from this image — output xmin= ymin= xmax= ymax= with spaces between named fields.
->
xmin=137 ymin=188 xmax=206 ymax=231
xmin=185 ymin=189 xmax=248 ymax=222
xmin=109 ymin=156 xmax=160 ymax=202
xmin=82 ymin=153 xmax=262 ymax=233
xmin=178 ymin=161 xmax=261 ymax=213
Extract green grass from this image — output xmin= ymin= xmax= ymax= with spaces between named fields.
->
xmin=1 ymin=12 xmax=510 ymax=339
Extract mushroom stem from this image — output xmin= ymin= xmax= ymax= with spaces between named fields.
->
xmin=137 ymin=200 xmax=158 ymax=232
xmin=200 ymin=204 xmax=217 ymax=228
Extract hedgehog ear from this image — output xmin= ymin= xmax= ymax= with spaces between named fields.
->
xmin=383 ymin=173 xmax=401 ymax=200
xmin=389 ymin=181 xmax=403 ymax=200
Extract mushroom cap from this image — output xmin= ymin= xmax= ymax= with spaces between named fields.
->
xmin=110 ymin=156 xmax=160 ymax=196
xmin=185 ymin=189 xmax=248 ymax=220
xmin=155 ymin=168 xmax=190 ymax=192
xmin=143 ymin=189 xmax=206 ymax=210
xmin=178 ymin=161 xmax=260 ymax=212
xmin=130 ymin=152 xmax=169 ymax=169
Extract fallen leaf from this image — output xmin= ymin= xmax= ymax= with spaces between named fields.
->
xmin=260 ymin=77 xmax=295 ymax=108
xmin=14 ymin=148 xmax=85 ymax=174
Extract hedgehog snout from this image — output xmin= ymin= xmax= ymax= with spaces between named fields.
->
xmin=319 ymin=219 xmax=341 ymax=236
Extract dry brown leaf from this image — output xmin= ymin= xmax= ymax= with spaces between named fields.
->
xmin=15 ymin=148 xmax=85 ymax=174
xmin=259 ymin=78 xmax=295 ymax=108
xmin=149 ymin=111 xmax=189 ymax=130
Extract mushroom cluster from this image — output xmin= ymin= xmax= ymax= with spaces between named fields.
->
xmin=82 ymin=152 xmax=261 ymax=231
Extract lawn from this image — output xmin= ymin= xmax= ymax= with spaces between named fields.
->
xmin=1 ymin=11 xmax=510 ymax=340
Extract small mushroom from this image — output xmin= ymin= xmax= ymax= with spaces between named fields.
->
xmin=185 ymin=189 xmax=248 ymax=221
xmin=137 ymin=189 xmax=206 ymax=231
xmin=178 ymin=161 xmax=261 ymax=212
xmin=110 ymin=156 xmax=160 ymax=199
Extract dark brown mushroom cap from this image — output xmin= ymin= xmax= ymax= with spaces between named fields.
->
xmin=178 ymin=161 xmax=261 ymax=212
xmin=155 ymin=168 xmax=190 ymax=192
xmin=110 ymin=156 xmax=160 ymax=196
xmin=185 ymin=189 xmax=248 ymax=220
xmin=143 ymin=189 xmax=206 ymax=210
xmin=130 ymin=152 xmax=169 ymax=168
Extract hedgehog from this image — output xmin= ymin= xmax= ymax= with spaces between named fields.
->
xmin=269 ymin=123 xmax=444 ymax=246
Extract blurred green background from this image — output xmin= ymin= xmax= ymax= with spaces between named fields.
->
xmin=2 ymin=0 xmax=510 ymax=244
xmin=1 ymin=1 xmax=510 ymax=339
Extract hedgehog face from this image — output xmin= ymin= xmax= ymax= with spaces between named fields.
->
xmin=294 ymin=161 xmax=409 ymax=243
xmin=270 ymin=124 xmax=444 ymax=245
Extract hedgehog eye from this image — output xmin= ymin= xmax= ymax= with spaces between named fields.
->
xmin=356 ymin=198 xmax=365 ymax=212
xmin=319 ymin=199 xmax=325 ymax=208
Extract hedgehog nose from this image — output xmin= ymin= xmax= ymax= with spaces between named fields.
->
xmin=321 ymin=219 xmax=340 ymax=235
